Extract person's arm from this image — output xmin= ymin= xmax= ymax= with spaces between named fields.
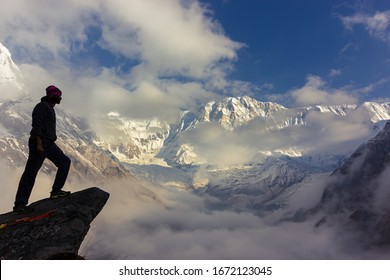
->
xmin=31 ymin=103 xmax=46 ymax=153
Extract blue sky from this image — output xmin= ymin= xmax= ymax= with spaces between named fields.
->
xmin=1 ymin=0 xmax=389 ymax=119
xmin=205 ymin=0 xmax=390 ymax=101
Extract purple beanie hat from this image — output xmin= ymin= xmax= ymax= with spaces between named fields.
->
xmin=46 ymin=85 xmax=62 ymax=97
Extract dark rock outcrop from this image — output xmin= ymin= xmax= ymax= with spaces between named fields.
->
xmin=0 ymin=187 xmax=109 ymax=259
xmin=316 ymin=120 xmax=390 ymax=246
xmin=322 ymin=121 xmax=390 ymax=207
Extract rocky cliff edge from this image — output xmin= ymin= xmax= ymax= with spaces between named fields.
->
xmin=0 ymin=187 xmax=109 ymax=260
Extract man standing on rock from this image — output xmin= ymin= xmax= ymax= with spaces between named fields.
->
xmin=13 ymin=85 xmax=71 ymax=214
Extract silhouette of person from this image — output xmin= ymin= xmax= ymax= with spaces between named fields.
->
xmin=13 ymin=85 xmax=71 ymax=214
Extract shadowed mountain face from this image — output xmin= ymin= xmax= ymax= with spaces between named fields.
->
xmin=318 ymin=120 xmax=390 ymax=246
xmin=0 ymin=187 xmax=109 ymax=260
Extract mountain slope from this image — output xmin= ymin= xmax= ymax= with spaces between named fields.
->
xmin=94 ymin=96 xmax=390 ymax=167
xmin=316 ymin=120 xmax=390 ymax=245
xmin=322 ymin=120 xmax=390 ymax=208
xmin=200 ymin=96 xmax=287 ymax=130
xmin=0 ymin=43 xmax=134 ymax=183
xmin=88 ymin=95 xmax=390 ymax=218
xmin=0 ymin=43 xmax=25 ymax=100
xmin=0 ymin=98 xmax=133 ymax=183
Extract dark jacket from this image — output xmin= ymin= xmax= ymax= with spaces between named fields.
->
xmin=30 ymin=97 xmax=57 ymax=141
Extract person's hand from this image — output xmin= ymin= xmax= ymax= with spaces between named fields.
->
xmin=36 ymin=136 xmax=44 ymax=154
xmin=36 ymin=143 xmax=44 ymax=154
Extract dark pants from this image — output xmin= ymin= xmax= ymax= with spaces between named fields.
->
xmin=14 ymin=137 xmax=71 ymax=207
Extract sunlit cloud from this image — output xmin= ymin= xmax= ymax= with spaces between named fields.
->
xmin=0 ymin=0 xmax=243 ymax=122
xmin=340 ymin=10 xmax=390 ymax=42
xmin=289 ymin=75 xmax=358 ymax=106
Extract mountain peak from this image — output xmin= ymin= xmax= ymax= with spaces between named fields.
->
xmin=0 ymin=43 xmax=11 ymax=58
xmin=201 ymin=95 xmax=286 ymax=130
xmin=0 ymin=42 xmax=25 ymax=100
xmin=362 ymin=102 xmax=390 ymax=123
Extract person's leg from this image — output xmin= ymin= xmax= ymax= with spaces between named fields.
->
xmin=45 ymin=142 xmax=71 ymax=193
xmin=14 ymin=138 xmax=45 ymax=208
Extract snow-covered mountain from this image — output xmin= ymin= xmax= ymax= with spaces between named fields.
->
xmin=1 ymin=42 xmax=390 ymax=218
xmin=0 ymin=44 xmax=133 ymax=183
xmin=102 ymin=95 xmax=390 ymax=167
xmin=90 ymin=93 xmax=390 ymax=216
xmin=95 ymin=112 xmax=170 ymax=164
xmin=0 ymin=98 xmax=133 ymax=183
xmin=0 ymin=43 xmax=25 ymax=100
xmin=58 ymin=82 xmax=390 ymax=215
xmin=200 ymin=96 xmax=287 ymax=130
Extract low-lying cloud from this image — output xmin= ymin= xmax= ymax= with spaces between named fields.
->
xmin=176 ymin=104 xmax=376 ymax=168
xmin=78 ymin=175 xmax=389 ymax=260
xmin=2 ymin=157 xmax=389 ymax=259
xmin=81 ymin=178 xmax=331 ymax=260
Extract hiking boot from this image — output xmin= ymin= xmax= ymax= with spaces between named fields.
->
xmin=50 ymin=190 xmax=71 ymax=199
xmin=13 ymin=205 xmax=35 ymax=214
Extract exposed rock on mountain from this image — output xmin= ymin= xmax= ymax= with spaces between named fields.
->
xmin=200 ymin=96 xmax=286 ymax=130
xmin=317 ymin=120 xmax=390 ymax=245
xmin=96 ymin=112 xmax=170 ymax=163
xmin=0 ymin=187 xmax=109 ymax=260
xmin=0 ymin=98 xmax=134 ymax=183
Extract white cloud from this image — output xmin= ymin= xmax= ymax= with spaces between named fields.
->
xmin=98 ymin=0 xmax=242 ymax=83
xmin=78 ymin=176 xmax=390 ymax=259
xmin=2 ymin=157 xmax=388 ymax=260
xmin=373 ymin=166 xmax=390 ymax=214
xmin=289 ymin=75 xmax=358 ymax=106
xmin=340 ymin=10 xmax=390 ymax=42
xmin=0 ymin=0 xmax=241 ymax=80
xmin=301 ymin=108 xmax=373 ymax=154
xmin=0 ymin=162 xmax=82 ymax=213
xmin=0 ymin=0 xmax=243 ymax=121
xmin=340 ymin=42 xmax=359 ymax=54
xmin=182 ymin=124 xmax=257 ymax=166
xmin=174 ymin=102 xmax=376 ymax=167
xmin=0 ymin=0 xmax=96 ymax=62
xmin=329 ymin=69 xmax=342 ymax=78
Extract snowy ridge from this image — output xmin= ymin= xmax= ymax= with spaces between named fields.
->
xmin=155 ymin=96 xmax=390 ymax=167
xmin=96 ymin=95 xmax=390 ymax=168
xmin=94 ymin=112 xmax=171 ymax=164
xmin=0 ymin=43 xmax=24 ymax=96
xmin=307 ymin=104 xmax=357 ymax=115
xmin=201 ymin=96 xmax=286 ymax=130
xmin=362 ymin=102 xmax=390 ymax=123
